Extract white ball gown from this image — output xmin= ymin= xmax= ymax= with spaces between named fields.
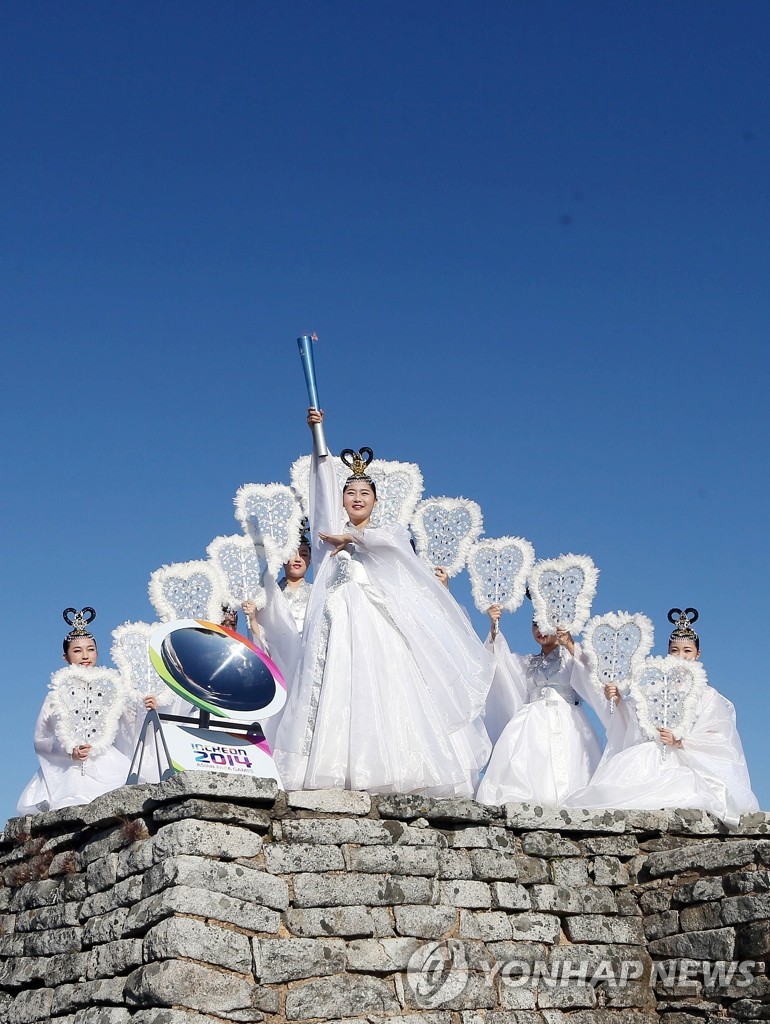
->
xmin=476 ymin=632 xmax=602 ymax=806
xmin=273 ymin=451 xmax=493 ymax=796
xmin=566 ymin=683 xmax=759 ymax=826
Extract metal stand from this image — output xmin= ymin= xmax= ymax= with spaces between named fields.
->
xmin=126 ymin=707 xmax=266 ymax=786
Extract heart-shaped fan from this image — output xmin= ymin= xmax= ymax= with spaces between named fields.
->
xmin=528 ymin=553 xmax=598 ymax=635
xmin=48 ymin=666 xmax=131 ymax=755
xmin=629 ymin=655 xmax=708 ymax=744
xmin=111 ymin=621 xmax=166 ymax=700
xmin=582 ymin=611 xmax=654 ymax=707
xmin=410 ymin=497 xmax=483 ymax=577
xmin=148 ymin=560 xmax=227 ymax=623
xmin=466 ymin=535 xmax=536 ymax=612
xmin=233 ymin=483 xmax=304 ymax=577
xmin=207 ymin=534 xmax=266 ymax=609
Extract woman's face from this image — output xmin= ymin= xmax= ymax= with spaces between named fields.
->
xmin=65 ymin=638 xmax=98 ymax=666
xmin=343 ymin=481 xmax=377 ymax=525
xmin=668 ymin=638 xmax=700 ymax=661
xmin=531 ymin=621 xmax=555 ymax=648
xmin=285 ymin=544 xmax=311 ymax=581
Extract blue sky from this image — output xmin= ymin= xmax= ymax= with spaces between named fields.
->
xmin=2 ymin=1 xmax=769 ymax=822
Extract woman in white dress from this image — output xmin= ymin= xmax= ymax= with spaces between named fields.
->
xmin=566 ymin=609 xmax=759 ymax=826
xmin=17 ymin=608 xmax=145 ymax=814
xmin=476 ymin=608 xmax=602 ymax=806
xmin=273 ymin=409 xmax=493 ymax=796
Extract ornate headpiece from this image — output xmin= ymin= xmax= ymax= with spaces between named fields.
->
xmin=668 ymin=607 xmax=699 ymax=643
xmin=63 ymin=607 xmax=96 ymax=643
xmin=340 ymin=448 xmax=375 ymax=490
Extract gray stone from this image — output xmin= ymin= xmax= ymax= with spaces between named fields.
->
xmin=564 ymin=915 xmax=645 ymax=944
xmin=347 ymin=936 xmax=420 ymax=971
xmin=7 ymin=987 xmax=54 ymax=1023
xmin=648 ymin=927 xmax=736 ymax=960
xmin=284 ymin=906 xmax=380 ymax=938
xmin=537 ymin=982 xmax=597 ymax=1009
xmin=509 ymin=913 xmax=561 ymax=943
xmin=22 ymin=925 xmax=82 ymax=956
xmin=280 ymin=818 xmax=400 ymax=846
xmin=344 ymin=845 xmax=440 ymax=875
xmin=293 ymin=872 xmax=433 ymax=907
xmin=579 ymin=836 xmax=640 ymax=857
xmin=146 ymin=770 xmax=279 ymax=807
xmin=85 ymin=854 xmax=119 ymax=894
xmin=142 ymin=855 xmax=289 ymax=909
xmin=152 ymin=818 xmax=263 ymax=860
xmin=459 ymin=910 xmax=513 ymax=940
xmin=592 ymin=856 xmax=631 ymax=887
xmin=285 ymin=974 xmax=398 ymax=1019
xmin=639 ymin=887 xmax=672 ymax=913
xmin=514 ymin=856 xmax=549 ymax=885
xmin=440 ymin=880 xmax=491 ymax=908
xmin=499 ymin=984 xmax=538 ymax=1010
xmin=264 ymin=842 xmax=345 ymax=874
xmin=145 ymin=916 xmax=253 ymax=973
xmin=52 ymin=977 xmax=127 ymax=1015
xmin=14 ymin=901 xmax=81 ymax=931
xmin=672 ymin=877 xmax=725 ymax=903
xmin=529 ymin=884 xmax=615 ymax=914
xmin=504 ymin=805 xmax=626 ymax=833
xmin=73 ymin=1008 xmax=132 ymax=1023
xmin=125 ymin=960 xmax=258 ymax=1012
xmin=550 ymin=858 xmax=589 ymax=887
xmin=82 ymin=907 xmax=129 ymax=947
xmin=86 ymin=937 xmax=144 ymax=978
xmin=377 ymin=794 xmax=503 ymax=825
xmin=128 ymin=1012 xmax=234 ymax=1024
xmin=404 ymin=971 xmax=497 ymax=1011
xmin=286 ymin=789 xmax=372 ymax=815
xmin=115 ymin=839 xmax=155 ymax=880
xmin=470 ymin=850 xmax=520 ymax=880
xmin=723 ymin=868 xmax=770 ymax=895
xmin=151 ymin=797 xmax=271 ymax=830
xmin=446 ymin=826 xmax=514 ymax=849
xmin=9 ymin=878 xmax=63 ymax=911
xmin=521 ymin=832 xmax=581 ymax=857
xmin=125 ymin=883 xmax=281 ymax=936
xmin=642 ymin=910 xmax=679 ymax=940
xmin=437 ymin=849 xmax=473 ymax=879
xmin=81 ymin=874 xmax=143 ymax=918
xmin=679 ymin=902 xmax=724 ymax=931
xmin=739 ymin=920 xmax=770 ymax=959
xmin=254 ymin=936 xmax=346 ymax=981
xmin=645 ymin=839 xmax=760 ymax=877
xmin=491 ymin=882 xmax=531 ymax=910
xmin=394 ymin=905 xmax=457 ymax=938
xmin=721 ymin=893 xmax=770 ymax=924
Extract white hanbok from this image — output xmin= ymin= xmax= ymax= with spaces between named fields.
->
xmin=566 ymin=684 xmax=759 ymax=826
xmin=273 ymin=452 xmax=493 ymax=796
xmin=476 ymin=633 xmax=602 ymax=806
xmin=17 ymin=688 xmax=139 ymax=815
xmin=252 ymin=576 xmax=312 ymax=748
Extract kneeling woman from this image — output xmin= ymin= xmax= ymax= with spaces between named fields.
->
xmin=273 ymin=409 xmax=493 ymax=796
xmin=17 ymin=609 xmax=143 ymax=814
xmin=566 ymin=609 xmax=759 ymax=826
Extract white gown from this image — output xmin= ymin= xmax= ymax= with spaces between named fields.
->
xmin=476 ymin=633 xmax=602 ymax=806
xmin=566 ymin=684 xmax=759 ymax=826
xmin=17 ymin=691 xmax=140 ymax=815
xmin=273 ymin=452 xmax=493 ymax=796
xmin=252 ymin=576 xmax=312 ymax=748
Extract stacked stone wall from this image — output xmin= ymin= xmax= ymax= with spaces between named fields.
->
xmin=1 ymin=774 xmax=769 ymax=1024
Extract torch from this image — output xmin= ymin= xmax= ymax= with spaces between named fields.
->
xmin=297 ymin=334 xmax=330 ymax=456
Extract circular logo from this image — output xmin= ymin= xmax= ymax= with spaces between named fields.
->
xmin=406 ymin=940 xmax=469 ymax=1008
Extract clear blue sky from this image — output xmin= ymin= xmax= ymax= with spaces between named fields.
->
xmin=2 ymin=1 xmax=769 ymax=822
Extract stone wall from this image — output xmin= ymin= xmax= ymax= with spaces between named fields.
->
xmin=1 ymin=773 xmax=769 ymax=1024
